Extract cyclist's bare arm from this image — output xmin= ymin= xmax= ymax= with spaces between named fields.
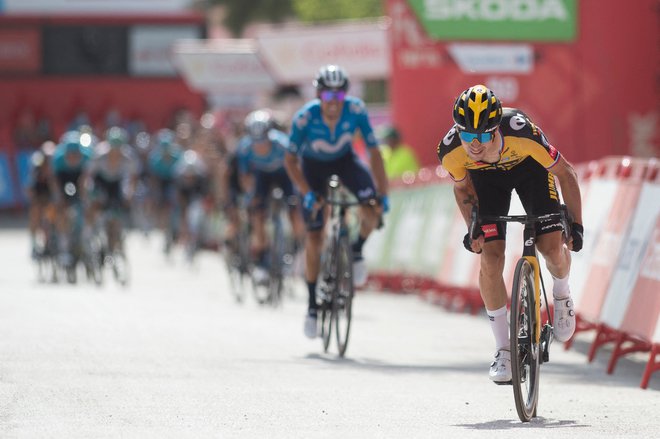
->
xmin=367 ymin=147 xmax=388 ymax=199
xmin=453 ymin=173 xmax=484 ymax=252
xmin=284 ymin=153 xmax=312 ymax=195
xmin=549 ymin=156 xmax=583 ymax=225
xmin=239 ymin=171 xmax=254 ymax=195
xmin=453 ymin=173 xmax=478 ymax=225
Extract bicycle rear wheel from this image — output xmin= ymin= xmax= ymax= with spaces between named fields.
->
xmin=510 ymin=258 xmax=540 ymax=422
xmin=319 ymin=241 xmax=336 ymax=353
xmin=320 ymin=296 xmax=332 ymax=353
xmin=334 ymin=234 xmax=354 ymax=357
xmin=266 ymin=215 xmax=285 ymax=307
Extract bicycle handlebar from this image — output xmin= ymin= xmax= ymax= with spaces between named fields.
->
xmin=321 ymin=175 xmax=384 ymax=228
xmin=470 ymin=205 xmax=571 ymax=240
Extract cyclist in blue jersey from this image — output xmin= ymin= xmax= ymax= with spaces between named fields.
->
xmin=84 ymin=127 xmax=139 ymax=257
xmin=284 ymin=65 xmax=389 ymax=339
xmin=148 ymin=129 xmax=183 ymax=252
xmin=238 ymin=109 xmax=304 ymax=283
xmin=51 ymin=130 xmax=93 ymax=268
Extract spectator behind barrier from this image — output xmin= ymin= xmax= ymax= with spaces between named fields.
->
xmin=378 ymin=126 xmax=420 ymax=180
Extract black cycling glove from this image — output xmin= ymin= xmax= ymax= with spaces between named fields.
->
xmin=571 ymin=223 xmax=584 ymax=252
xmin=463 ymin=232 xmax=483 ymax=254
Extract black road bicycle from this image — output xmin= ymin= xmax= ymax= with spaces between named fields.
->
xmin=470 ymin=205 xmax=571 ymax=422
xmin=224 ymin=196 xmax=252 ymax=303
xmin=251 ymin=187 xmax=296 ymax=307
xmin=317 ymin=175 xmax=381 ymax=357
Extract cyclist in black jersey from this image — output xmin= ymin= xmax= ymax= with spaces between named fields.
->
xmin=218 ymin=147 xmax=242 ymax=242
xmin=26 ymin=141 xmax=57 ymax=258
xmin=437 ymin=84 xmax=584 ymax=384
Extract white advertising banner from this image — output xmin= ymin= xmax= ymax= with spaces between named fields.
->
xmin=172 ymin=40 xmax=276 ymax=94
xmin=2 ymin=0 xmax=192 ymax=14
xmin=448 ymin=43 xmax=534 ymax=74
xmin=256 ymin=20 xmax=389 ymax=83
xmin=130 ymin=26 xmax=200 ymax=77
xmin=601 ymin=183 xmax=660 ymax=328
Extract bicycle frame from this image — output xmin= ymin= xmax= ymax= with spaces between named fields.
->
xmin=520 ymin=225 xmax=543 ymax=344
xmin=472 ymin=206 xmax=568 ymax=421
xmin=318 ymin=175 xmax=361 ymax=356
xmin=474 ymin=210 xmax=565 ymax=336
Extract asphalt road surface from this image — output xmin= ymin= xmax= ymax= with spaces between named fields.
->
xmin=0 ymin=225 xmax=658 ymax=438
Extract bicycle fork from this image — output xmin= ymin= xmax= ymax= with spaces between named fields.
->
xmin=521 ymin=224 xmax=552 ymax=364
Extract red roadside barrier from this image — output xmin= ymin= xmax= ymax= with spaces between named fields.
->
xmin=368 ymin=156 xmax=659 ymax=388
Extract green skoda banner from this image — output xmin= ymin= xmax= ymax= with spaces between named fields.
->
xmin=407 ymin=0 xmax=577 ymax=41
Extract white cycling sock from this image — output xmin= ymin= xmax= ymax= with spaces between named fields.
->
xmin=552 ymin=273 xmax=571 ymax=300
xmin=487 ymin=305 xmax=509 ymax=350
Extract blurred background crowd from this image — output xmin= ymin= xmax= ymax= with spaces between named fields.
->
xmin=0 ymin=0 xmax=656 ymax=210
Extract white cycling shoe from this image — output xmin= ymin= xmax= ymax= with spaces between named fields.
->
xmin=489 ymin=349 xmax=512 ymax=384
xmin=303 ymin=312 xmax=318 ymax=339
xmin=353 ymin=257 xmax=368 ymax=287
xmin=553 ymin=297 xmax=576 ymax=342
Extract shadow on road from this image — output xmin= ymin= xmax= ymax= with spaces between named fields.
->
xmin=455 ymin=417 xmax=589 ymax=430
xmin=552 ymin=337 xmax=660 ymax=392
xmin=303 ymin=352 xmax=485 ymax=376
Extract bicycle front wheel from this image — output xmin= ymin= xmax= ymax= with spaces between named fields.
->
xmin=334 ymin=234 xmax=354 ymax=357
xmin=510 ymin=258 xmax=540 ymax=422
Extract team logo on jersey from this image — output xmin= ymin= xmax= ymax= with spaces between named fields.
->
xmin=482 ymin=224 xmax=498 ymax=238
xmin=295 ymin=112 xmax=309 ymax=129
xmin=311 ymin=132 xmax=353 ymax=154
xmin=541 ymin=132 xmax=550 ymax=147
xmin=349 ymin=102 xmax=365 ymax=114
xmin=357 ymin=187 xmax=375 ymax=199
xmin=530 ymin=122 xmax=540 ymax=136
xmin=442 ymin=127 xmax=457 ymax=145
xmin=510 ymin=114 xmax=527 ymax=130
xmin=547 ymin=144 xmax=559 ymax=159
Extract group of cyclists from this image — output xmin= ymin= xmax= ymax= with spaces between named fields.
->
xmin=25 ymin=65 xmax=585 ymax=385
xmin=26 ymin=120 xmax=217 ymax=284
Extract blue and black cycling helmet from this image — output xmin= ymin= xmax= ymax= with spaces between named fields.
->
xmin=452 ymin=84 xmax=503 ymax=134
xmin=60 ymin=130 xmax=83 ymax=153
xmin=244 ymin=109 xmax=272 ymax=141
xmin=156 ymin=128 xmax=176 ymax=148
xmin=313 ymin=64 xmax=349 ymax=91
xmin=106 ymin=126 xmax=128 ymax=147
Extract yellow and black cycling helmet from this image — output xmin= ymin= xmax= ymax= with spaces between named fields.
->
xmin=452 ymin=84 xmax=502 ymax=133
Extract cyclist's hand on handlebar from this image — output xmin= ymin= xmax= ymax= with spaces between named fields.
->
xmin=569 ymin=222 xmax=584 ymax=252
xmin=379 ymin=194 xmax=390 ymax=214
xmin=303 ymin=191 xmax=316 ymax=211
xmin=463 ymin=232 xmax=485 ymax=254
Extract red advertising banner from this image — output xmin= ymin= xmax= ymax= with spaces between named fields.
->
xmin=387 ymin=0 xmax=659 ymax=167
xmin=0 ymin=28 xmax=41 ymax=73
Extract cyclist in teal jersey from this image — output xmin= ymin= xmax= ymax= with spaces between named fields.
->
xmin=238 ymin=109 xmax=304 ymax=282
xmin=51 ymin=130 xmax=93 ymax=267
xmin=284 ymin=65 xmax=389 ymax=339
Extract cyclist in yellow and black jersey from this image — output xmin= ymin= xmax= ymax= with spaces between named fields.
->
xmin=437 ymin=84 xmax=584 ymax=384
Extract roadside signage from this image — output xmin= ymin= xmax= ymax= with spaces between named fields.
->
xmin=407 ymin=0 xmax=577 ymax=41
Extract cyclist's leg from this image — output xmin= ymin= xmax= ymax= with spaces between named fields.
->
xmin=470 ymin=168 xmax=514 ymax=378
xmin=516 ymin=159 xmax=575 ymax=341
xmin=300 ymin=158 xmax=331 ymax=337
xmin=28 ymin=197 xmax=45 ymax=256
xmin=514 ymin=158 xmax=568 ymax=279
xmin=252 ymin=171 xmax=271 ymax=269
xmin=337 ymin=153 xmax=380 ymax=241
xmin=334 ymin=153 xmax=379 ymax=285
